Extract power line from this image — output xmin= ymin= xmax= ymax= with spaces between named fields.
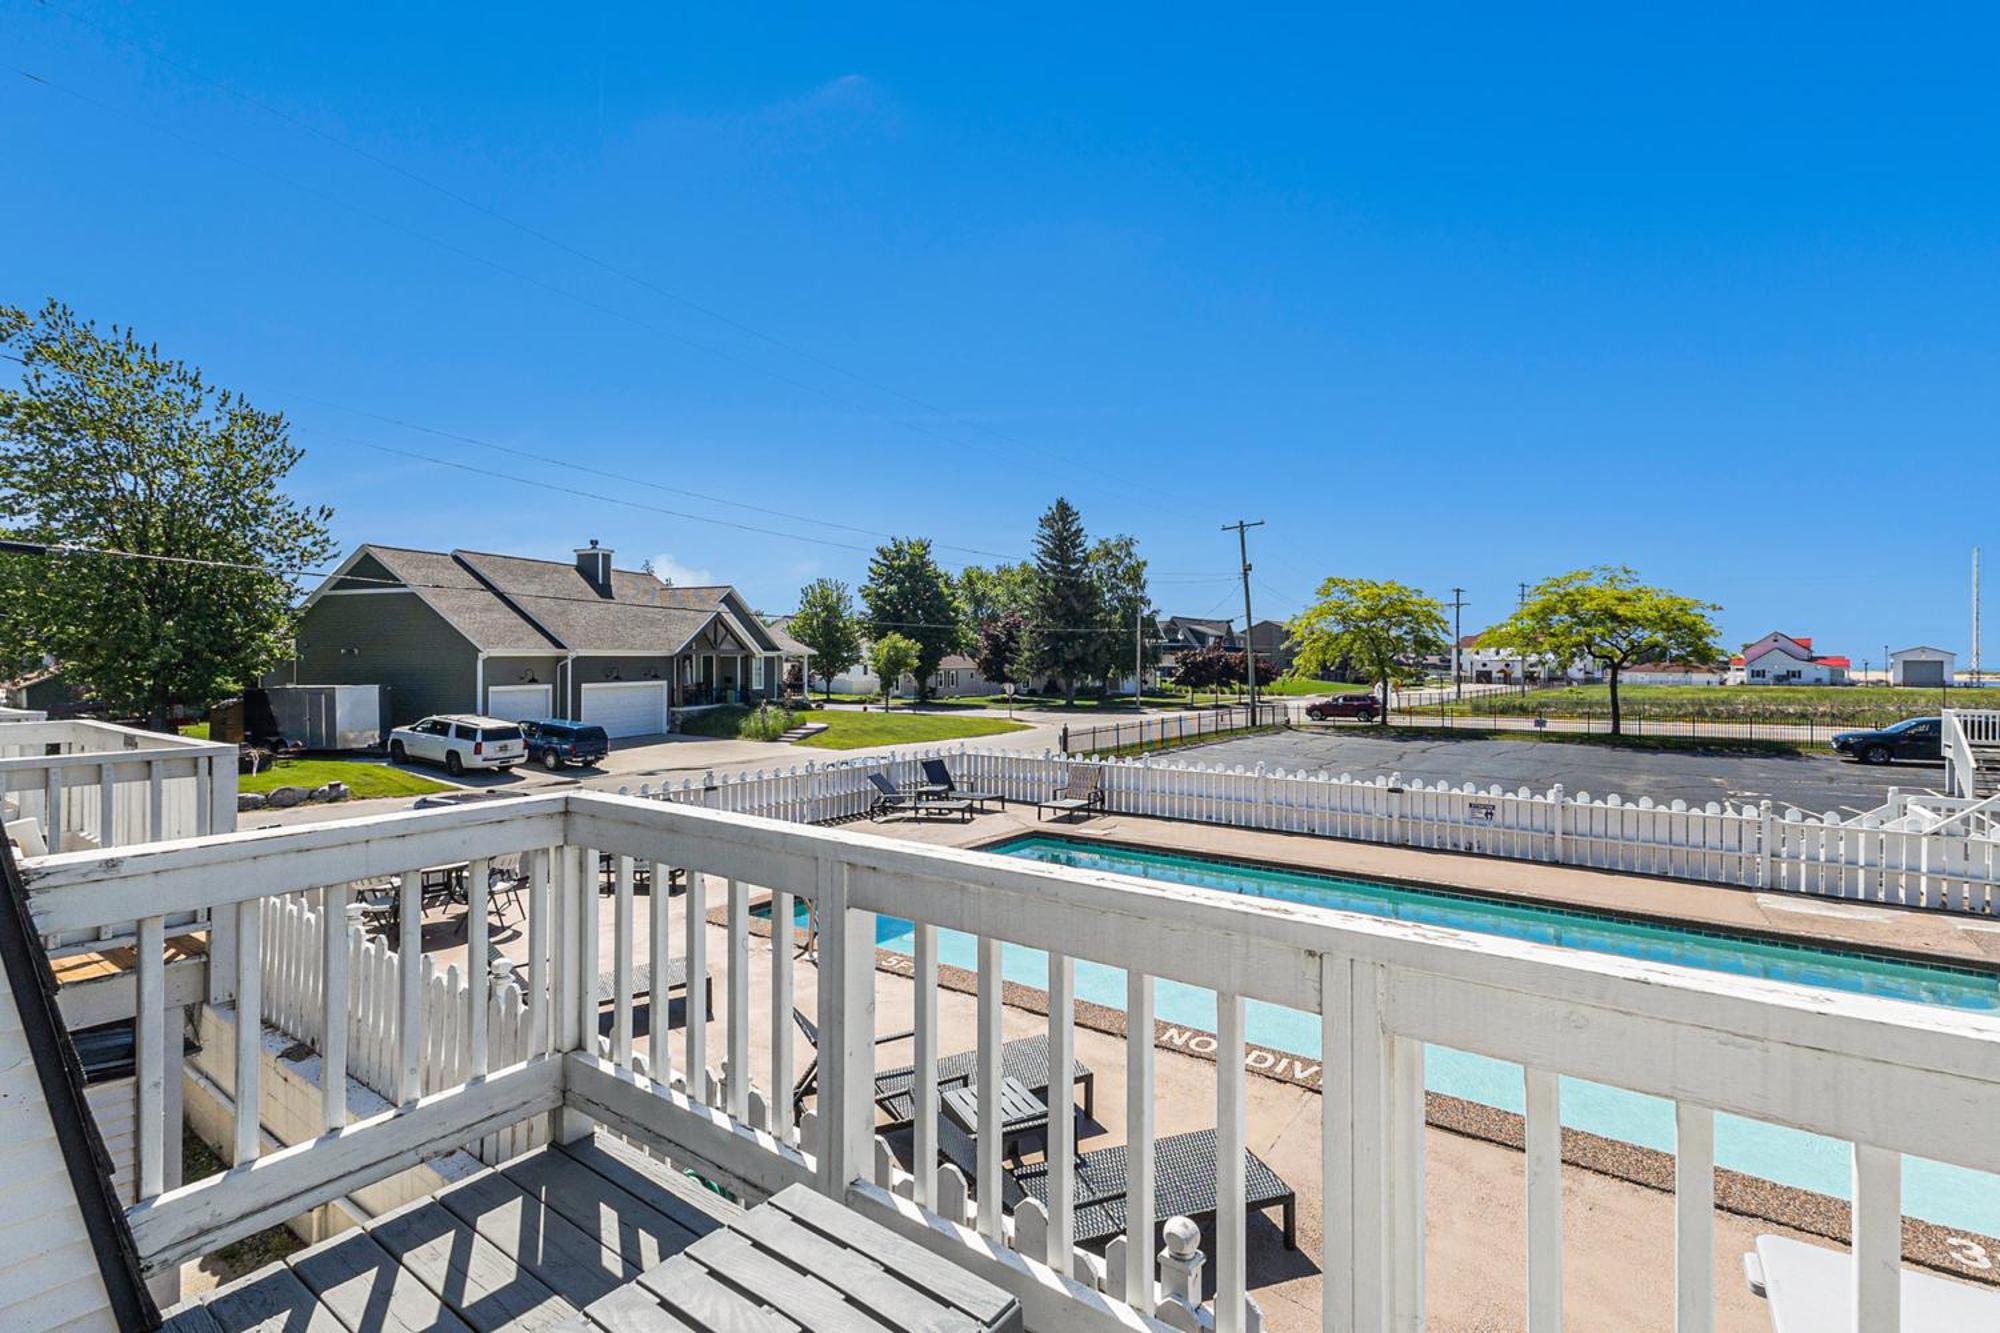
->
xmin=0 ymin=539 xmax=1159 ymax=634
xmin=9 ymin=26 xmax=1217 ymax=526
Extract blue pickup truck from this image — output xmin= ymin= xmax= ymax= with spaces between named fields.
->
xmin=518 ymin=719 xmax=611 ymax=770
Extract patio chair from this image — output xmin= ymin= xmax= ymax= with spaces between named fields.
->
xmin=866 ymin=772 xmax=971 ymax=823
xmin=920 ymin=758 xmax=1003 ymax=811
xmin=1744 ymin=1233 xmax=1999 ymax=1331
xmin=926 ymin=1117 xmax=1295 ymax=1250
xmin=1035 ymin=766 xmax=1106 ymax=822
xmin=790 ymin=1010 xmax=1095 ymax=1124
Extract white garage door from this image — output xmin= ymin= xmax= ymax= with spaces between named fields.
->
xmin=485 ymin=683 xmax=552 ymax=722
xmin=581 ymin=682 xmax=668 ymax=739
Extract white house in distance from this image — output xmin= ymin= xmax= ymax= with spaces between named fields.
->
xmin=1727 ymin=632 xmax=1851 ymax=685
xmin=1889 ymin=645 xmax=1956 ymax=688
xmin=1456 ymin=635 xmax=1600 ymax=685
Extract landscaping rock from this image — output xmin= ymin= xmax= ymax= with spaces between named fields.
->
xmin=265 ymin=785 xmax=307 ymax=809
xmin=237 ymin=792 xmax=267 ymax=812
xmin=324 ymin=781 xmax=349 ymax=802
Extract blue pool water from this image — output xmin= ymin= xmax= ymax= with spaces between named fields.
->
xmin=791 ymin=835 xmax=2000 ymax=1235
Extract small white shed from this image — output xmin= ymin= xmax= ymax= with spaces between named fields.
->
xmin=1889 ymin=645 xmax=1955 ymax=688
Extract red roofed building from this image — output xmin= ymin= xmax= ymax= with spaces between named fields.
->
xmin=1727 ymin=632 xmax=1852 ymax=685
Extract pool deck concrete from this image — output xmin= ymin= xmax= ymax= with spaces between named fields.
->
xmin=393 ymin=802 xmax=2000 ymax=1331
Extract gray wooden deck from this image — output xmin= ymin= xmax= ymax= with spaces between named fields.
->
xmin=160 ymin=1135 xmax=1021 ymax=1332
xmin=161 ymin=1133 xmax=737 ymax=1333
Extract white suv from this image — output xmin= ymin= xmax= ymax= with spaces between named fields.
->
xmin=388 ymin=714 xmax=526 ymax=776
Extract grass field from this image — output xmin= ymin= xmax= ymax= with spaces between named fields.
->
xmin=241 ymin=758 xmax=453 ymax=798
xmin=1423 ymin=683 xmax=1965 ymax=727
xmin=680 ymin=704 xmax=1031 ymax=750
xmin=793 ymin=709 xmax=1031 ymax=750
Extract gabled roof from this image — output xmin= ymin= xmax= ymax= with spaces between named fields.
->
xmin=453 ymin=550 xmax=719 ymax=655
xmin=320 ymin=546 xmax=560 ymax=652
xmin=305 ymin=545 xmax=783 ymax=658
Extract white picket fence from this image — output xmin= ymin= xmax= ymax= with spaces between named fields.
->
xmin=621 ymin=746 xmax=2000 ymax=914
xmin=259 ymin=892 xmax=548 ymax=1164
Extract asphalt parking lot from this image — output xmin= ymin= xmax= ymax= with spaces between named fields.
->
xmin=1193 ymin=729 xmax=1939 ymax=815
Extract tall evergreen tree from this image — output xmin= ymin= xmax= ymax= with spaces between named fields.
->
xmin=1026 ymin=497 xmax=1102 ymax=704
xmin=860 ymin=537 xmax=959 ymax=700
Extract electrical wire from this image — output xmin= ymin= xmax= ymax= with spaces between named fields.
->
xmin=0 ymin=539 xmax=1172 ymax=634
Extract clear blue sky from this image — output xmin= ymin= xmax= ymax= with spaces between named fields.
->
xmin=6 ymin=3 xmax=1995 ymax=663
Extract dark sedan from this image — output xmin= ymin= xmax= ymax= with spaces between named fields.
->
xmin=1832 ymin=716 xmax=1941 ymax=765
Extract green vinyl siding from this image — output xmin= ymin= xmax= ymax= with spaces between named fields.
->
xmin=291 ymin=590 xmax=477 ymax=725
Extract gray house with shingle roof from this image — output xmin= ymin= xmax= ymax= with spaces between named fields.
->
xmin=284 ymin=542 xmax=806 ymax=735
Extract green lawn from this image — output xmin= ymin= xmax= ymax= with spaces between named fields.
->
xmin=178 ymin=721 xmax=210 ymax=740
xmin=241 ymin=758 xmax=454 ymax=799
xmin=1425 ymin=683 xmax=1959 ymax=727
xmin=793 ymin=709 xmax=1032 ymax=750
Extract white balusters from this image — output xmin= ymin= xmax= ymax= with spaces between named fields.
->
xmin=1216 ymin=992 xmax=1248 ymax=1333
xmin=1126 ymin=968 xmax=1156 ymax=1315
xmin=398 ymin=871 xmax=422 ymax=1103
xmin=1046 ymin=952 xmax=1077 ymax=1266
xmin=685 ymin=868 xmax=708 ymax=1086
xmin=467 ymin=858 xmax=490 ymax=1079
xmin=814 ymin=858 xmax=875 ymax=1194
xmin=975 ymin=935 xmax=1004 ymax=1238
xmin=233 ymin=897 xmax=262 ymax=1163
xmin=648 ymin=861 xmax=673 ymax=1087
xmin=771 ymin=886 xmax=795 ymax=1141
xmin=135 ymin=914 xmax=165 ymax=1199
xmin=1851 ymin=1145 xmax=1902 ymax=1333
xmin=321 ymin=883 xmax=349 ymax=1130
xmin=726 ymin=879 xmax=749 ymax=1122
xmin=527 ymin=849 xmax=550 ymax=1055
xmin=578 ymin=848 xmax=601 ymax=1055
xmin=612 ymin=856 xmax=634 ymax=1066
xmin=1674 ymin=1102 xmax=1715 ymax=1333
xmin=1524 ymin=1067 xmax=1562 ymax=1332
xmin=911 ymin=920 xmax=938 ymax=1208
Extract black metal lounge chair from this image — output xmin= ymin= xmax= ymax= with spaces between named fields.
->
xmin=867 ymin=772 xmax=971 ymax=823
xmin=1035 ymin=767 xmax=1105 ymax=822
xmin=791 ymin=1010 xmax=1095 ymax=1125
xmin=920 ymin=758 xmax=1004 ymax=811
xmin=925 ymin=1115 xmax=1295 ymax=1249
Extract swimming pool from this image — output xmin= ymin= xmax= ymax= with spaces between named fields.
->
xmin=795 ymin=834 xmax=2000 ymax=1235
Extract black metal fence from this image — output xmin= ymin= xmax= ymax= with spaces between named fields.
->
xmin=1060 ymin=702 xmax=1293 ymax=755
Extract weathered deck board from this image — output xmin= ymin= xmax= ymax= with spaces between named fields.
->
xmin=368 ymin=1200 xmax=577 ymax=1332
xmin=288 ymin=1227 xmax=474 ymax=1333
xmin=433 ymin=1167 xmax=636 ymax=1309
xmin=161 ymin=1138 xmax=1017 ymax=1333
xmin=500 ymin=1148 xmax=702 ymax=1275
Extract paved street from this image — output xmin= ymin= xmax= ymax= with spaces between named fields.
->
xmin=1191 ymin=729 xmax=1940 ymax=815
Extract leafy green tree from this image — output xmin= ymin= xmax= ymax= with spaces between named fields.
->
xmin=1288 ymin=578 xmax=1449 ymax=723
xmin=956 ymin=563 xmax=1035 ymax=639
xmin=1087 ymin=534 xmax=1159 ymax=700
xmin=861 ymin=538 xmax=959 ymax=701
xmin=1485 ymin=566 xmax=1721 ymax=734
xmin=789 ymin=578 xmax=864 ymax=699
xmin=0 ymin=300 xmax=334 ymax=725
xmin=1026 ymin=498 xmax=1102 ymax=704
xmin=869 ymin=632 xmax=921 ymax=707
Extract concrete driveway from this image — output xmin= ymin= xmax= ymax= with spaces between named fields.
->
xmin=1189 ymin=729 xmax=1940 ymax=815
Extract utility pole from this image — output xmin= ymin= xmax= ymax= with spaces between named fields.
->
xmin=1518 ymin=580 xmax=1529 ymax=610
xmin=1134 ymin=600 xmax=1145 ymax=711
xmin=1448 ymin=587 xmax=1469 ymax=701
xmin=1975 ymin=546 xmax=1983 ymax=687
xmin=1223 ymin=520 xmax=1265 ymax=714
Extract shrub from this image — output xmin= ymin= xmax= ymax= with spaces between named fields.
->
xmin=741 ymin=702 xmax=796 ymax=741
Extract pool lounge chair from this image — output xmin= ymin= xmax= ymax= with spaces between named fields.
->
xmin=867 ymin=772 xmax=971 ymax=823
xmin=791 ymin=1010 xmax=1095 ymax=1125
xmin=1035 ymin=767 xmax=1105 ymax=822
xmin=1744 ymin=1233 xmax=2000 ymax=1331
xmin=922 ymin=1116 xmax=1295 ymax=1249
xmin=920 ymin=758 xmax=1004 ymax=811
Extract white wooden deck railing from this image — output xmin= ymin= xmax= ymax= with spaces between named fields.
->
xmin=626 ymin=746 xmax=2000 ymax=913
xmin=20 ymin=792 xmax=2000 ymax=1331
